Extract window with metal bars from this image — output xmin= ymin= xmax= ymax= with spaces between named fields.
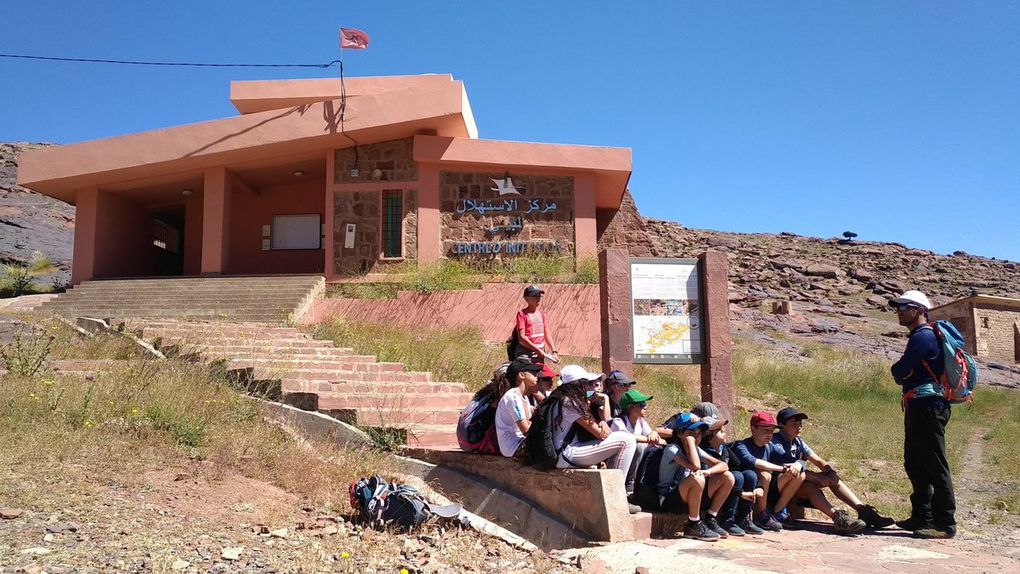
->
xmin=382 ymin=190 xmax=403 ymax=258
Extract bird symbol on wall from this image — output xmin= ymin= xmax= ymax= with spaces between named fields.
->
xmin=490 ymin=177 xmax=522 ymax=196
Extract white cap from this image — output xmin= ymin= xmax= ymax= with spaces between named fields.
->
xmin=558 ymin=364 xmax=606 ymax=385
xmin=889 ymin=290 xmax=933 ymax=311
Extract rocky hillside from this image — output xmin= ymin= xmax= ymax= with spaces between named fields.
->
xmin=0 ymin=143 xmax=73 ymax=284
xmin=604 ymin=190 xmax=1020 ymax=387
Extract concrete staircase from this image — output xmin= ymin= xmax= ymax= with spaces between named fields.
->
xmin=37 ymin=275 xmax=324 ymax=324
xmin=126 ymin=319 xmax=467 ymax=449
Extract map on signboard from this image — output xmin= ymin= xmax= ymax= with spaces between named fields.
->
xmin=631 ymin=260 xmax=703 ymax=363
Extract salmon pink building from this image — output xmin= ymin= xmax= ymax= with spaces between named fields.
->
xmin=18 ymin=74 xmax=632 ymax=283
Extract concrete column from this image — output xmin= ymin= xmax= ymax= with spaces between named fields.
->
xmin=699 ymin=251 xmax=735 ymax=432
xmin=599 ymin=248 xmax=633 ymax=375
xmin=417 ymin=163 xmax=441 ymax=265
xmin=574 ymin=174 xmax=597 ymax=262
xmin=201 ymin=167 xmax=231 ymax=274
xmin=324 ymin=149 xmax=336 ymax=280
xmin=70 ymin=187 xmax=99 ymax=285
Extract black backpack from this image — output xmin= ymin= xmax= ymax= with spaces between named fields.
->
xmin=633 ymin=445 xmax=665 ymax=510
xmin=505 ymin=327 xmax=519 ymax=361
xmin=348 ymin=476 xmax=462 ymax=531
xmin=525 ymin=396 xmax=575 ymax=470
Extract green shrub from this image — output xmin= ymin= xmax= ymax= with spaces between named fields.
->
xmin=0 ymin=329 xmax=53 ymax=377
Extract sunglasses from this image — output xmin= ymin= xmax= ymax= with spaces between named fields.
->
xmin=894 ymin=303 xmax=921 ymax=312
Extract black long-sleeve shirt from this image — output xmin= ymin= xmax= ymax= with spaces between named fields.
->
xmin=891 ymin=324 xmax=944 ymax=393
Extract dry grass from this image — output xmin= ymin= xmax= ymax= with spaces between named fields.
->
xmin=1 ymin=326 xmax=391 ymax=513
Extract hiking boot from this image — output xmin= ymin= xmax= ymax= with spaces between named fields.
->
xmin=683 ymin=520 xmax=720 ymax=542
xmin=773 ymin=507 xmax=798 ymax=529
xmin=703 ymin=515 xmax=729 ymax=539
xmin=627 ymin=503 xmax=642 ymax=515
xmin=833 ymin=509 xmax=867 ymax=535
xmin=724 ymin=520 xmax=746 ymax=537
xmin=857 ymin=504 xmax=895 ymax=529
xmin=915 ymin=527 xmax=955 ymax=539
xmin=738 ymin=516 xmax=765 ymax=535
xmin=896 ymin=517 xmax=933 ymax=532
xmin=754 ymin=511 xmax=783 ymax=532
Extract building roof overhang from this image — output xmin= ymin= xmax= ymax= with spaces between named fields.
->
xmin=933 ymin=294 xmax=1020 ymax=312
xmin=18 ymin=76 xmax=476 ymax=204
xmin=413 ymin=135 xmax=632 ymax=210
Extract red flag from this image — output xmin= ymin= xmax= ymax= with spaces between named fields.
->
xmin=340 ymin=28 xmax=369 ymax=50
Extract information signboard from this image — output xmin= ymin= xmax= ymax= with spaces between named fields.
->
xmin=630 ymin=258 xmax=703 ymax=364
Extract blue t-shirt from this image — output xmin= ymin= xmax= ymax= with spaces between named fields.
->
xmin=732 ymin=437 xmax=779 ymax=472
xmin=770 ymin=433 xmax=813 ymax=468
xmin=657 ymin=442 xmax=709 ymax=496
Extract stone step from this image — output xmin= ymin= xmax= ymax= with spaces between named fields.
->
xmin=151 ymin=337 xmax=333 ymax=349
xmin=268 ymin=368 xmax=430 ymax=385
xmin=316 ymin=391 xmax=473 ymax=410
xmin=343 ymin=406 xmax=461 ymax=426
xmin=282 ymin=379 xmax=468 ymax=394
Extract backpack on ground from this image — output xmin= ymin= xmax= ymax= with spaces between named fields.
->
xmin=922 ymin=321 xmax=979 ymax=405
xmin=457 ymin=389 xmax=499 ymax=454
xmin=348 ymin=475 xmax=461 ymax=531
xmin=525 ymin=395 xmax=574 ymax=470
xmin=633 ymin=445 xmax=665 ymax=511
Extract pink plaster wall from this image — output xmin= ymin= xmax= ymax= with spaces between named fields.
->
xmin=183 ymin=197 xmax=204 ymax=276
xmin=93 ymin=191 xmax=157 ymax=278
xmin=227 ymin=179 xmax=325 ymax=275
xmin=304 ymin=283 xmax=601 ymax=357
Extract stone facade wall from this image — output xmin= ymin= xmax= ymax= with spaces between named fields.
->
xmin=334 ymin=138 xmax=417 ymax=185
xmin=333 ymin=191 xmax=380 ymax=274
xmin=973 ymin=304 xmax=1020 ymax=363
xmin=403 ymin=189 xmax=418 ymax=261
xmin=439 ymin=171 xmax=574 ymax=260
xmin=596 ymin=189 xmax=657 ymax=258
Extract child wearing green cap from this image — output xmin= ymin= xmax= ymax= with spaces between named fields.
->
xmin=610 ymin=389 xmax=664 ymax=499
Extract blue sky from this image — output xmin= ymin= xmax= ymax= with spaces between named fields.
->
xmin=3 ymin=1 xmax=1018 ymax=262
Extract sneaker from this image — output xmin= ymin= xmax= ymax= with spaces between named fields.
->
xmin=628 ymin=503 xmax=642 ymax=515
xmin=754 ymin=511 xmax=783 ymax=532
xmin=773 ymin=507 xmax=791 ymax=522
xmin=857 ymin=505 xmax=895 ymax=529
xmin=724 ymin=521 xmax=746 ymax=537
xmin=738 ymin=516 xmax=765 ymax=535
xmin=896 ymin=517 xmax=934 ymax=532
xmin=915 ymin=527 xmax=955 ymax=539
xmin=833 ymin=509 xmax=867 ymax=535
xmin=683 ymin=520 xmax=720 ymax=542
xmin=703 ymin=515 xmax=729 ymax=539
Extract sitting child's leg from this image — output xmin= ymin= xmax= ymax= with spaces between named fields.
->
xmin=703 ymin=471 xmax=736 ymax=538
xmin=800 ymin=483 xmax=867 ymax=534
xmin=678 ymin=474 xmax=719 ymax=541
xmin=772 ymin=471 xmax=806 ymax=515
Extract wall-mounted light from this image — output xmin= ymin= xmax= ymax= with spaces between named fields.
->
xmin=293 ymin=170 xmax=305 ymax=178
xmin=371 ymin=168 xmax=383 ymax=181
xmin=181 ymin=189 xmax=194 ymax=197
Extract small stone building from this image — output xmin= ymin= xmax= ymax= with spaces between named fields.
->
xmin=17 ymin=74 xmax=632 ymax=283
xmin=930 ymin=295 xmax=1020 ymax=363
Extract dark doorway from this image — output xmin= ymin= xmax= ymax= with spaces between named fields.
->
xmin=151 ymin=207 xmax=185 ymax=276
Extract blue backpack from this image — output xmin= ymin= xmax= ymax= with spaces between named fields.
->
xmin=921 ymin=321 xmax=978 ymax=405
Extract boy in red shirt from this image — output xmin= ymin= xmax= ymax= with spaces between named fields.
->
xmin=514 ymin=285 xmax=559 ymax=364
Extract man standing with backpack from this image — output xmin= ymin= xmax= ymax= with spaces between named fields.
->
xmin=889 ymin=289 xmax=956 ymax=539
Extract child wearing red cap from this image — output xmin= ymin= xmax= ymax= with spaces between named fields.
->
xmin=732 ymin=411 xmax=806 ymax=532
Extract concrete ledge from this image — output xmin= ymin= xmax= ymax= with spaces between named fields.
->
xmin=402 ymin=448 xmax=637 ymax=543
xmin=392 ymin=455 xmax=588 ymax=551
xmin=260 ymin=400 xmax=374 ymax=449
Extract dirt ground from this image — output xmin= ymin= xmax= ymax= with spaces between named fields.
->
xmin=0 ymin=464 xmax=575 ymax=574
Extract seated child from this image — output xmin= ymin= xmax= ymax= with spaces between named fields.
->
xmin=610 ymin=389 xmax=664 ymax=500
xmin=495 ymin=358 xmax=543 ymax=457
xmin=732 ymin=411 xmax=806 ymax=532
xmin=552 ymin=365 xmax=640 ymax=513
xmin=699 ymin=415 xmax=765 ymax=536
xmin=771 ymin=407 xmax=894 ymax=532
xmin=604 ymin=370 xmax=638 ymax=420
xmin=657 ymin=418 xmax=730 ymax=541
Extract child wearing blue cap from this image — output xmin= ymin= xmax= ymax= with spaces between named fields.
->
xmin=657 ymin=418 xmax=731 ymax=541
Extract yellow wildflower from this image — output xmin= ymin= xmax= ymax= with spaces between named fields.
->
xmin=340 ymin=552 xmax=350 ymax=559
xmin=84 ymin=421 xmax=93 ymax=429
xmin=400 ymin=569 xmax=409 ymax=574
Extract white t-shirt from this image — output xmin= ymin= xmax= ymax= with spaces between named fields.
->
xmin=496 ymin=388 xmax=531 ymax=457
xmin=553 ymin=401 xmax=586 ymax=449
xmin=610 ymin=415 xmax=652 ymax=437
